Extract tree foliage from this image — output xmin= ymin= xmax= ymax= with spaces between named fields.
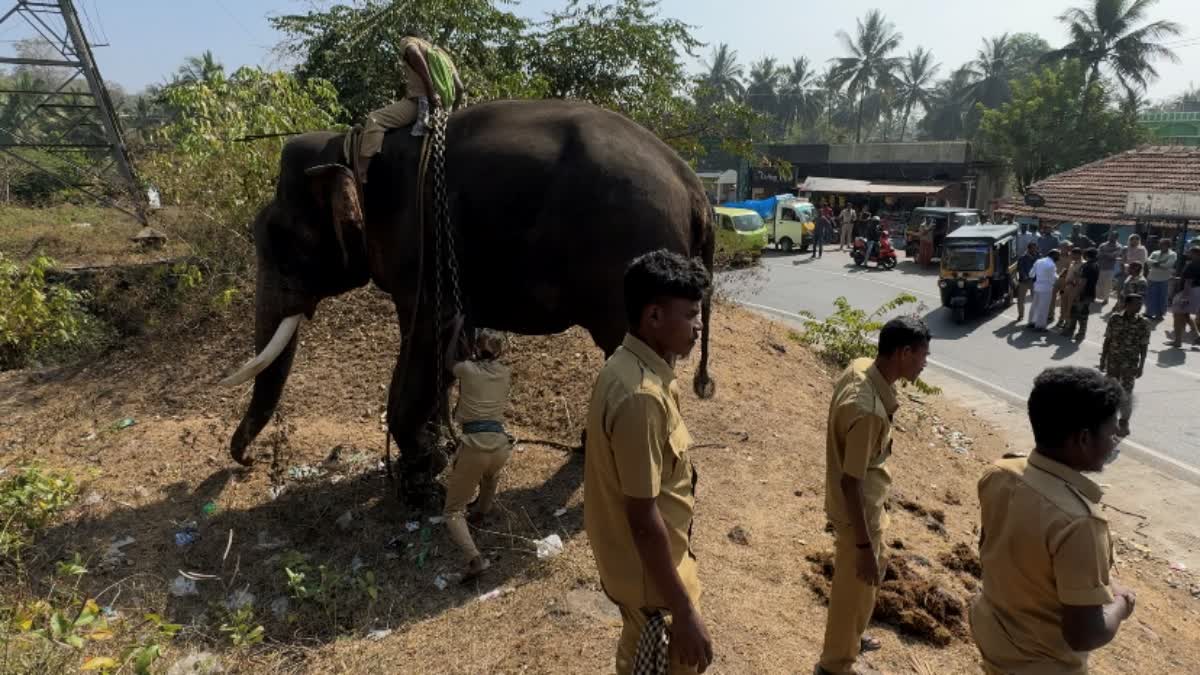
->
xmin=271 ymin=0 xmax=534 ymax=121
xmin=1045 ymin=0 xmax=1182 ymax=91
xmin=978 ymin=61 xmax=1146 ymax=193
xmin=828 ymin=10 xmax=904 ymax=143
xmin=140 ymin=68 xmax=345 ymax=268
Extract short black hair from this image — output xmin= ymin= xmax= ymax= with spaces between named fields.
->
xmin=623 ymin=249 xmax=710 ymax=327
xmin=877 ymin=316 xmax=930 ymax=356
xmin=1047 ymin=250 xmax=1061 ymax=261
xmin=1028 ymin=367 xmax=1126 ymax=450
xmin=405 ymin=28 xmax=430 ymax=40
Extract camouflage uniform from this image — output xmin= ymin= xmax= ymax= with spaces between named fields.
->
xmin=1101 ymin=312 xmax=1152 ymax=423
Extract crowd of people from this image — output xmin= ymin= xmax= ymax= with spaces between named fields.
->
xmin=441 ymin=249 xmax=1142 ymax=675
xmin=1013 ymin=223 xmax=1200 ymax=435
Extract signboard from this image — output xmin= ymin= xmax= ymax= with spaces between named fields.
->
xmin=1124 ymin=191 xmax=1200 ymax=220
xmin=1024 ymin=192 xmax=1046 ymax=207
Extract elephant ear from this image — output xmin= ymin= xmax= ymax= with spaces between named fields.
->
xmin=305 ymin=163 xmax=364 ymax=267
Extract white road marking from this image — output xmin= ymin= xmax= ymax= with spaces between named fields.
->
xmin=739 ymin=300 xmax=1200 ymax=480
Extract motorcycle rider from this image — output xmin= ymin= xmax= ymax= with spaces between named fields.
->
xmin=865 ymin=216 xmax=882 ymax=261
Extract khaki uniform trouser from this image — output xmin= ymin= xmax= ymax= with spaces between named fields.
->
xmin=616 ymin=605 xmax=700 ymax=675
xmin=1057 ymin=287 xmax=1077 ymax=325
xmin=819 ymin=524 xmax=886 ymax=674
xmin=840 ymin=222 xmax=854 ymax=247
xmin=1015 ymin=280 xmax=1032 ymax=317
xmin=443 ymin=435 xmax=512 ymax=561
xmin=354 ymin=97 xmax=427 ymax=182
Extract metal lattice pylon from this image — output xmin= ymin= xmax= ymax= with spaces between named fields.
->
xmin=0 ymin=0 xmax=143 ymax=221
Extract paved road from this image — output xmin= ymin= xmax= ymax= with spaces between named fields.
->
xmin=726 ymin=248 xmax=1200 ymax=480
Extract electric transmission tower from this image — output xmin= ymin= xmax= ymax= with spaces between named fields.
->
xmin=0 ymin=0 xmax=143 ymax=221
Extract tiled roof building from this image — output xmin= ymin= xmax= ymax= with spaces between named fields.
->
xmin=998 ymin=146 xmax=1200 ymax=227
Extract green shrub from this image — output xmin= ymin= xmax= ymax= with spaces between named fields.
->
xmin=0 ymin=254 xmax=95 ymax=370
xmin=0 ymin=466 xmax=77 ymax=560
xmin=791 ymin=294 xmax=941 ymax=395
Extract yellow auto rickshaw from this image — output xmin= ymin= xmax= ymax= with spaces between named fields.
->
xmin=937 ymin=224 xmax=1019 ymax=324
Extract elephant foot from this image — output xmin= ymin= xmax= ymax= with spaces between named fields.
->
xmin=394 ymin=435 xmax=450 ymax=510
xmin=399 ymin=476 xmax=446 ymax=511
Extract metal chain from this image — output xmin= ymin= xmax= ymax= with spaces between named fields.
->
xmin=429 ymin=107 xmax=462 ymax=445
xmin=431 ymin=106 xmax=463 ymax=317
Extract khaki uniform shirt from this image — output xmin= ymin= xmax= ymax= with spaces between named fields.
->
xmin=452 ymin=360 xmax=511 ymax=452
xmin=824 ymin=358 xmax=898 ymax=533
xmin=584 ymin=335 xmax=699 ymax=610
xmin=972 ymin=451 xmax=1115 ymax=675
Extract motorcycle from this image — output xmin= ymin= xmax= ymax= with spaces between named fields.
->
xmin=851 ymin=230 xmax=898 ymax=269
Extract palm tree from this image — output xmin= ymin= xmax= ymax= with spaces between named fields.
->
xmin=174 ymin=50 xmax=225 ymax=85
xmin=894 ymin=48 xmax=940 ymax=142
xmin=1045 ymin=0 xmax=1182 ymax=91
xmin=699 ymin=43 xmax=745 ymax=103
xmin=920 ymin=66 xmax=977 ymax=140
xmin=967 ymin=34 xmax=1017 ymax=110
xmin=829 ymin=9 xmax=904 ymax=142
xmin=779 ymin=56 xmax=820 ymax=133
xmin=745 ymin=57 xmax=786 ymax=118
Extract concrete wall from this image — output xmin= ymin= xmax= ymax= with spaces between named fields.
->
xmin=828 ymin=142 xmax=970 ymax=164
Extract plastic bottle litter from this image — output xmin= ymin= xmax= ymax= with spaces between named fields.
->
xmin=553 ymin=508 xmax=568 ymax=517
xmin=536 ymin=533 xmax=564 ymax=559
xmin=201 ymin=501 xmax=218 ymax=517
xmin=113 ymin=418 xmax=136 ymax=430
xmin=433 ymin=575 xmax=449 ymax=591
xmin=169 ymin=575 xmax=198 ymax=597
xmin=405 ymin=521 xmax=421 ymax=532
xmin=367 ymin=628 xmax=393 ymax=641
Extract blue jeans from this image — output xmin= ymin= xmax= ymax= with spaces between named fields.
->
xmin=1146 ymin=279 xmax=1170 ymax=317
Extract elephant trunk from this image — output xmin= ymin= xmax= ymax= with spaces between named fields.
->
xmin=227 ymin=273 xmax=307 ymax=465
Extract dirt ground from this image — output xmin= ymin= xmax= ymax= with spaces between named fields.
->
xmin=2 ymin=289 xmax=1199 ymax=674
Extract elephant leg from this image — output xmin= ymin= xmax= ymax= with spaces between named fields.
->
xmin=387 ymin=320 xmax=450 ymax=509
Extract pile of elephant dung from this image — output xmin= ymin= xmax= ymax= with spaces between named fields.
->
xmin=804 ymin=548 xmax=970 ymax=647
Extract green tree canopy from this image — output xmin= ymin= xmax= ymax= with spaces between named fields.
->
xmin=978 ymin=60 xmax=1146 ymax=192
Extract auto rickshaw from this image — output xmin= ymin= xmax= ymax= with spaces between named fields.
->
xmin=904 ymin=207 xmax=981 ymax=262
xmin=937 ymin=224 xmax=1019 ymax=324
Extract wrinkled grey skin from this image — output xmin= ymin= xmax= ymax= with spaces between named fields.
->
xmin=228 ymin=99 xmax=715 ymax=506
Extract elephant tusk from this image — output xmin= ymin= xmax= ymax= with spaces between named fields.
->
xmin=219 ymin=314 xmax=303 ymax=387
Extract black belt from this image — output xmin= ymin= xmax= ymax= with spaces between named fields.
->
xmin=462 ymin=420 xmax=505 ymax=435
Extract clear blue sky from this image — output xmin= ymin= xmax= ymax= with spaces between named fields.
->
xmin=4 ymin=0 xmax=1197 ymax=99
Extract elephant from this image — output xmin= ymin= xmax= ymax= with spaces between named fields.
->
xmin=220 ymin=99 xmax=716 ymax=506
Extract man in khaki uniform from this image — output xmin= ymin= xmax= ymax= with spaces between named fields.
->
xmin=584 ymin=250 xmax=713 ymax=674
xmin=442 ymin=323 xmax=512 ymax=580
xmin=972 ymin=366 xmax=1136 ymax=674
xmin=817 ymin=317 xmax=931 ymax=675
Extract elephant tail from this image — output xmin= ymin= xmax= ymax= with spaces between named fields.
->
xmin=691 ymin=197 xmax=716 ymax=400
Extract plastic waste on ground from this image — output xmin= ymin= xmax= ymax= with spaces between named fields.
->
xmin=169 ymin=575 xmax=198 ymax=597
xmin=174 ymin=523 xmax=200 ymax=547
xmin=536 ymin=533 xmax=564 ymax=559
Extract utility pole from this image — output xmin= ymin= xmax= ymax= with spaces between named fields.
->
xmin=0 ymin=0 xmax=144 ymax=222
